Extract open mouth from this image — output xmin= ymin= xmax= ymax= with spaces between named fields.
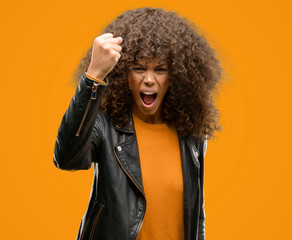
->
xmin=140 ymin=92 xmax=157 ymax=106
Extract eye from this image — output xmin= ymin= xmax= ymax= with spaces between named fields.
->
xmin=133 ymin=67 xmax=145 ymax=72
xmin=156 ymin=68 xmax=168 ymax=72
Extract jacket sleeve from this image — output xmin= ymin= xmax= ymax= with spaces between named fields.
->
xmin=53 ymin=71 xmax=108 ymax=171
xmin=198 ymin=139 xmax=207 ymax=240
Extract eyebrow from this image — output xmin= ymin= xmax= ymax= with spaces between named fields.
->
xmin=133 ymin=63 xmax=168 ymax=67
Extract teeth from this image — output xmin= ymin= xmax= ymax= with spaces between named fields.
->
xmin=142 ymin=92 xmax=156 ymax=95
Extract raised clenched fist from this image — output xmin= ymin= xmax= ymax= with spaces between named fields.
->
xmin=87 ymin=33 xmax=123 ymax=81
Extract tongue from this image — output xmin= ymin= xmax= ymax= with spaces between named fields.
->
xmin=142 ymin=94 xmax=155 ymax=105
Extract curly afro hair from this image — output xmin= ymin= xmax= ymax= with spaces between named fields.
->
xmin=73 ymin=7 xmax=223 ymax=140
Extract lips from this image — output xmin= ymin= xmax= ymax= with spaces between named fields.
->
xmin=140 ymin=91 xmax=157 ymax=107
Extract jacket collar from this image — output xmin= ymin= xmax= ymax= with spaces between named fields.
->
xmin=113 ymin=109 xmax=135 ymax=134
xmin=112 ymin=109 xmax=200 ymax=239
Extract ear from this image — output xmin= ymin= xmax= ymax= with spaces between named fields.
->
xmin=127 ymin=74 xmax=132 ymax=90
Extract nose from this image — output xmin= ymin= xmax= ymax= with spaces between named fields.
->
xmin=143 ymin=70 xmax=155 ymax=86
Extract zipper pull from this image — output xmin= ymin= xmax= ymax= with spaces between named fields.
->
xmin=91 ymin=83 xmax=98 ymax=100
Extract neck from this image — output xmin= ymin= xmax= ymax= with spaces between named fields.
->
xmin=132 ymin=107 xmax=164 ymax=124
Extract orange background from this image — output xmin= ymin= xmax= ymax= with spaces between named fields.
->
xmin=1 ymin=0 xmax=291 ymax=239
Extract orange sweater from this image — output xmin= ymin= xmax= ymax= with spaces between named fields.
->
xmin=133 ymin=114 xmax=184 ymax=240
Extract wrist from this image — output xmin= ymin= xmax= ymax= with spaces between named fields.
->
xmin=85 ymin=71 xmax=106 ymax=84
xmin=86 ymin=67 xmax=106 ymax=81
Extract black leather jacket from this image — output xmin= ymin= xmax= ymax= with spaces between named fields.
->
xmin=54 ymin=71 xmax=207 ymax=240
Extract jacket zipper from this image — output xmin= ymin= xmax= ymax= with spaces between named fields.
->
xmin=196 ymin=176 xmax=201 ymax=240
xmin=75 ymin=82 xmax=98 ymax=137
xmin=113 ymin=147 xmax=146 ymax=239
xmin=79 ymin=201 xmax=98 ymax=240
xmin=88 ymin=203 xmax=104 ymax=240
xmin=133 ymin=208 xmax=145 ymax=240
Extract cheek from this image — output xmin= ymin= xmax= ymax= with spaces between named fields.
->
xmin=128 ymin=80 xmax=137 ymax=99
xmin=128 ymin=75 xmax=140 ymax=92
xmin=128 ymin=77 xmax=135 ymax=92
xmin=162 ymin=78 xmax=170 ymax=94
xmin=127 ymin=75 xmax=132 ymax=88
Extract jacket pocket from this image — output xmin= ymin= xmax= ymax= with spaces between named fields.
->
xmin=88 ymin=203 xmax=105 ymax=240
xmin=80 ymin=201 xmax=104 ymax=240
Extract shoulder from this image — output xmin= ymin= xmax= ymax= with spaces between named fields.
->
xmin=182 ymin=134 xmax=207 ymax=157
xmin=95 ymin=111 xmax=108 ymax=124
xmin=93 ymin=111 xmax=110 ymax=135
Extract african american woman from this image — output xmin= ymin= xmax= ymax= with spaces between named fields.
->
xmin=54 ymin=7 xmax=223 ymax=240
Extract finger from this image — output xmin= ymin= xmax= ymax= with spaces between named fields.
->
xmin=110 ymin=44 xmax=122 ymax=53
xmin=116 ymin=37 xmax=123 ymax=44
xmin=101 ymin=43 xmax=122 ymax=54
xmin=101 ymin=42 xmax=122 ymax=53
xmin=99 ymin=33 xmax=114 ymax=40
xmin=105 ymin=37 xmax=123 ymax=45
xmin=113 ymin=52 xmax=121 ymax=61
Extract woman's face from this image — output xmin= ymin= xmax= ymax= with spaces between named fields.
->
xmin=128 ymin=58 xmax=169 ymax=124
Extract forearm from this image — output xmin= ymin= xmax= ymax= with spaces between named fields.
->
xmin=53 ymin=71 xmax=107 ymax=170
